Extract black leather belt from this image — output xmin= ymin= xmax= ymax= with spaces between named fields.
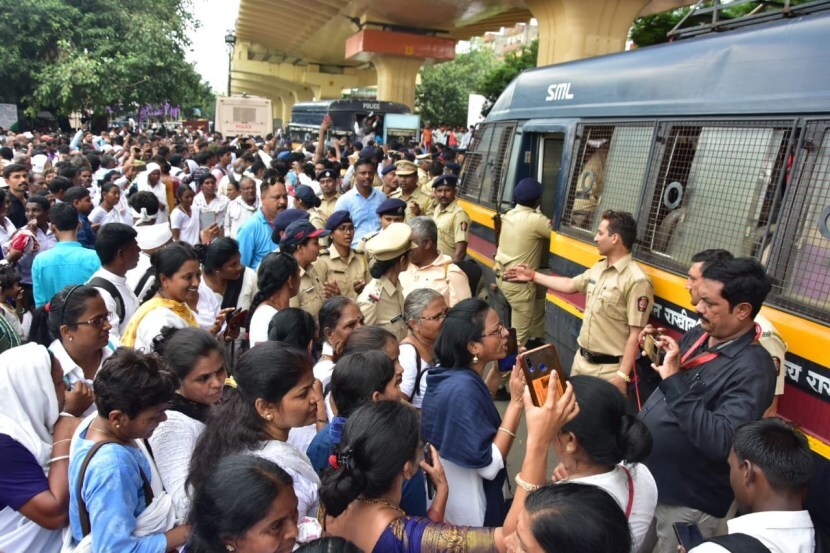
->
xmin=580 ymin=348 xmax=622 ymax=365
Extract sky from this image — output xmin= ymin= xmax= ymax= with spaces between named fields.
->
xmin=186 ymin=0 xmax=241 ymax=93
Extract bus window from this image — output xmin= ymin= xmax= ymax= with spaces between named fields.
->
xmin=460 ymin=125 xmax=494 ymax=202
xmin=538 ymin=134 xmax=564 ymax=219
xmin=774 ymin=125 xmax=830 ymax=322
xmin=498 ymin=131 xmax=525 ymax=213
xmin=563 ymin=124 xmax=653 ymax=234
xmin=644 ymin=122 xmax=790 ymax=267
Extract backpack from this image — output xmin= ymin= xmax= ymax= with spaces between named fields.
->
xmin=87 ymin=277 xmax=124 ymax=322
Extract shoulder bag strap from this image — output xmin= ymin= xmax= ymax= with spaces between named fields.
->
xmin=703 ymin=533 xmax=771 ymax=553
xmin=134 ymin=265 xmax=155 ymax=298
xmin=87 ymin=276 xmax=125 ymax=321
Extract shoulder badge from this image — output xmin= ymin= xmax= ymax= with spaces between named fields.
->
xmin=637 ymin=296 xmax=649 ymax=313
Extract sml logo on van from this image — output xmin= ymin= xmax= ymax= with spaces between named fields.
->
xmin=545 ymin=82 xmax=574 ymax=102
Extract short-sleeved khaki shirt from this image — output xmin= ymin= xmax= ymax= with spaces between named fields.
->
xmin=433 ymin=200 xmax=472 ymax=258
xmin=390 ymin=187 xmax=433 ymax=221
xmin=571 ymin=254 xmax=654 ymax=356
xmin=313 ymin=244 xmax=370 ymax=301
xmin=755 ymin=312 xmax=788 ymax=395
xmin=289 ymin=264 xmax=325 ymax=319
xmin=319 ymin=194 xmax=340 ymax=221
xmin=308 ymin=207 xmax=326 ymax=231
xmin=494 ymin=205 xmax=551 ymax=302
xmin=357 ymin=275 xmax=406 ymax=341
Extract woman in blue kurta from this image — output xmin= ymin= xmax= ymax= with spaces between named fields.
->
xmin=67 ymin=347 xmax=188 ymax=553
xmin=421 ymin=298 xmax=525 ymax=527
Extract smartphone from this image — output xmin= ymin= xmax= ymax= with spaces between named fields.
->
xmin=518 ymin=344 xmax=566 ymax=407
xmin=643 ymin=334 xmax=663 ymax=365
xmin=672 ymin=522 xmax=704 ymax=550
xmin=423 ymin=443 xmax=435 ymax=500
xmin=199 ymin=210 xmax=216 ymax=229
xmin=224 ymin=309 xmax=248 ymax=338
xmin=498 ymin=328 xmax=519 ymax=372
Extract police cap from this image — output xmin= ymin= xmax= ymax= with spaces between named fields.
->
xmin=432 ymin=174 xmax=459 ymax=189
xmin=376 ymin=198 xmax=407 ymax=216
xmin=325 ymin=210 xmax=352 ymax=232
xmin=365 ymin=222 xmax=416 ymax=261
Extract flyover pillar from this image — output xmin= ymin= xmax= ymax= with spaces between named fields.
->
xmin=371 ymin=55 xmax=425 ymax=110
xmin=345 ymin=28 xmax=455 ymax=109
xmin=525 ymin=0 xmax=651 ymax=66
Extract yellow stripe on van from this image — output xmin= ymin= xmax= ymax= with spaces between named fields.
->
xmin=807 ymin=434 xmax=830 ymax=460
xmin=458 ymin=199 xmax=497 ymax=229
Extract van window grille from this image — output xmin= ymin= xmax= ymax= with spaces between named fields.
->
xmin=768 ymin=122 xmax=830 ymax=323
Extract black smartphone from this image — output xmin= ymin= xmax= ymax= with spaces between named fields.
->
xmin=423 ymin=443 xmax=435 ymax=500
xmin=672 ymin=522 xmax=704 ymax=550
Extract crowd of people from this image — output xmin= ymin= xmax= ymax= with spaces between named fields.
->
xmin=0 ymin=119 xmax=821 ymax=553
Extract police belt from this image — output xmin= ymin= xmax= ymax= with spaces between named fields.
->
xmin=579 ymin=348 xmax=622 ymax=365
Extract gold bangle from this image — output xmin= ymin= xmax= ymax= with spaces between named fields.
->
xmin=498 ymin=426 xmax=516 ymax=438
xmin=514 ymin=472 xmax=542 ymax=493
xmin=615 ymin=370 xmax=631 ymax=383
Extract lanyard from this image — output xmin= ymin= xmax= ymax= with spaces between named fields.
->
xmin=679 ymin=324 xmax=762 ymax=371
xmin=621 ymin=465 xmax=635 ymax=519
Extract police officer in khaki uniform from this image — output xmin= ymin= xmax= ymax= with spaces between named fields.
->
xmin=280 ymin=219 xmax=330 ymax=320
xmin=357 ymin=222 xmax=414 ymax=341
xmin=505 ymin=210 xmax=654 ymax=392
xmin=293 ymin=184 xmax=326 ymax=230
xmin=317 ymin=169 xmax=341 ymax=222
xmin=391 ymin=159 xmax=433 ymax=221
xmin=313 ymin=210 xmax=370 ymax=301
xmin=494 ymin=178 xmax=551 ymax=346
xmin=416 ymin=153 xmax=433 ymax=194
xmin=432 ymin=174 xmax=472 ymax=263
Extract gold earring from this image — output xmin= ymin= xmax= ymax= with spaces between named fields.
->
xmin=566 ymin=444 xmax=574 ymax=453
xmin=114 ymin=423 xmax=121 ymax=429
xmin=69 ymin=336 xmax=73 ymax=342
xmin=265 ymin=414 xmax=273 ymax=421
xmin=472 ymin=354 xmax=479 ymax=365
xmin=226 ymin=546 xmax=235 ymax=552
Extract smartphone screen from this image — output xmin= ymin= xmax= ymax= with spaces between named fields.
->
xmin=672 ymin=522 xmax=704 ymax=550
xmin=199 ymin=210 xmax=216 ymax=229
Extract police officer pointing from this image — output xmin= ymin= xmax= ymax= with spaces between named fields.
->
xmin=505 ymin=210 xmax=654 ymax=392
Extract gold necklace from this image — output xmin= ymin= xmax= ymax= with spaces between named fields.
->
xmin=358 ymin=498 xmax=405 ymax=515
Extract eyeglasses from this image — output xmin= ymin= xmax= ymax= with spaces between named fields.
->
xmin=480 ymin=323 xmax=506 ymax=338
xmin=74 ymin=313 xmax=112 ymax=329
xmin=419 ymin=308 xmax=448 ymax=322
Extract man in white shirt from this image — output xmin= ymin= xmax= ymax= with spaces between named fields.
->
xmin=87 ymin=223 xmax=140 ymax=346
xmin=689 ymin=419 xmax=816 ymax=553
xmin=224 ymin=176 xmax=260 ymax=239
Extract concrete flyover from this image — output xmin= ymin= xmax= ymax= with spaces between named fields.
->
xmin=232 ymin=0 xmax=694 ymax=110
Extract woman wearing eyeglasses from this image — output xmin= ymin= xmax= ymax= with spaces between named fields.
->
xmin=399 ymin=288 xmax=446 ymax=409
xmin=29 ymin=285 xmax=112 ymax=418
xmin=420 ymin=298 xmax=525 ymax=527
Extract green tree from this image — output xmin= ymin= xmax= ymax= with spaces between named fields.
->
xmin=0 ymin=0 xmax=211 ymax=118
xmin=414 ymin=45 xmax=497 ymax=127
xmin=478 ymin=39 xmax=538 ymax=117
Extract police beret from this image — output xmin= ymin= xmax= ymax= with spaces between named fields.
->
xmin=273 ymin=208 xmax=309 ymax=234
xmin=365 ymin=222 xmax=415 ymax=261
xmin=376 ymin=198 xmax=407 ymax=216
xmin=439 ymin=150 xmax=455 ymax=160
xmin=325 ymin=210 xmax=352 ymax=232
xmin=294 ymin=184 xmax=321 ymax=208
xmin=513 ymin=177 xmax=543 ymax=204
xmin=359 ymin=146 xmax=376 ymax=159
xmin=445 ymin=162 xmax=460 ymax=174
xmin=380 ymin=164 xmax=396 ymax=177
xmin=316 ymin=169 xmax=337 ymax=181
xmin=432 ymin=174 xmax=459 ymax=189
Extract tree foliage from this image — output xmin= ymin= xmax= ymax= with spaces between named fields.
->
xmin=478 ymin=39 xmax=538 ymax=117
xmin=0 ymin=0 xmax=213 ymax=117
xmin=414 ymin=45 xmax=497 ymax=127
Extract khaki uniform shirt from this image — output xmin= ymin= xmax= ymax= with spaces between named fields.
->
xmin=418 ymin=169 xmax=433 ymax=195
xmin=572 ymin=254 xmax=654 ymax=356
xmin=400 ymin=254 xmax=472 ymax=307
xmin=307 ymin=207 xmax=326 ymax=231
xmin=313 ymin=245 xmax=370 ymax=301
xmin=391 ymin=187 xmax=433 ymax=221
xmin=319 ymin=194 xmax=340 ymax=221
xmin=433 ymin=200 xmax=472 ymax=259
xmin=357 ymin=275 xmax=407 ymax=341
xmin=755 ymin=312 xmax=788 ymax=395
xmin=494 ymin=205 xmax=551 ymax=302
xmin=289 ymin=264 xmax=325 ymax=319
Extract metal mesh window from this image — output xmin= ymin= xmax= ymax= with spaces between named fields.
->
xmin=478 ymin=124 xmax=514 ymax=208
xmin=770 ymin=123 xmax=830 ymax=323
xmin=562 ymin=123 xmax=654 ymax=235
xmin=460 ymin=125 xmax=493 ymax=201
xmin=641 ymin=122 xmax=790 ymax=270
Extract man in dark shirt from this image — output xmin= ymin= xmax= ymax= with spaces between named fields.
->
xmin=639 ymin=257 xmax=776 ymax=553
xmin=4 ymin=163 xmax=29 ymax=228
